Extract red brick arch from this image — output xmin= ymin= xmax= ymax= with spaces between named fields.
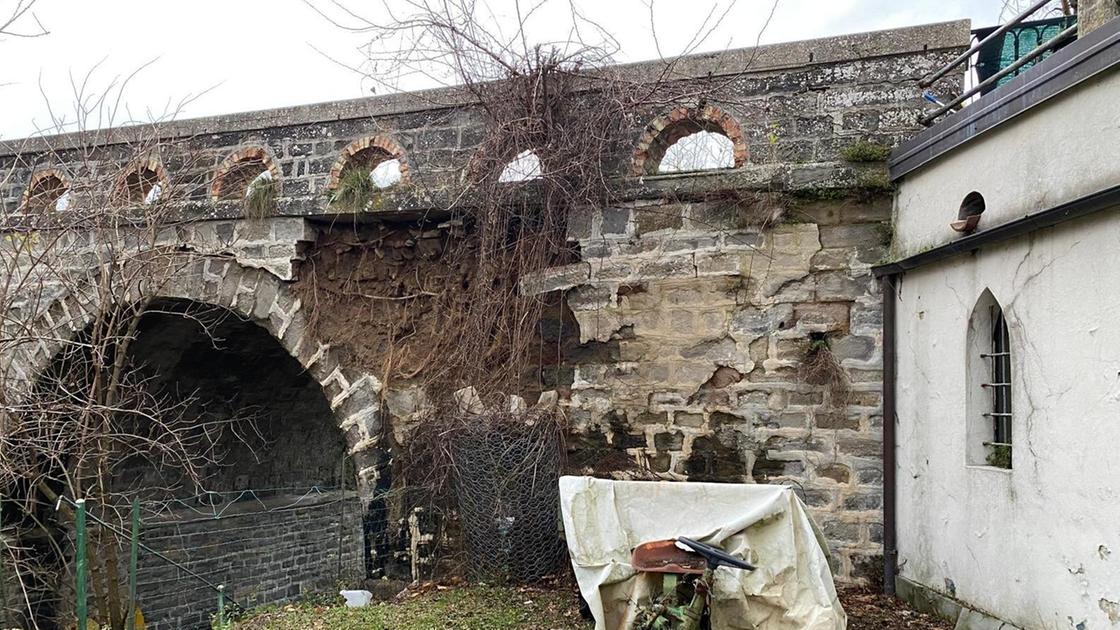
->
xmin=210 ymin=145 xmax=284 ymax=201
xmin=114 ymin=156 xmax=170 ymax=204
xmin=328 ymin=135 xmax=411 ymax=189
xmin=21 ymin=167 xmax=71 ymax=210
xmin=631 ymin=105 xmax=748 ymax=175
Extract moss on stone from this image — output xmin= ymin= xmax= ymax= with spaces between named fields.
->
xmin=855 ymin=169 xmax=893 ymax=192
xmin=841 ymin=139 xmax=892 ymax=163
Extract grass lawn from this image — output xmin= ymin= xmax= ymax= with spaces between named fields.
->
xmin=228 ymin=585 xmax=590 ymax=630
xmin=228 ymin=584 xmax=953 ymax=630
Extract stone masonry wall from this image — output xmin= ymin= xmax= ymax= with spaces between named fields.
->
xmin=0 ymin=21 xmax=970 ymax=590
xmin=133 ymin=493 xmax=364 ymax=630
xmin=0 ymin=21 xmax=966 ymax=222
xmin=529 ymin=193 xmax=889 ymax=582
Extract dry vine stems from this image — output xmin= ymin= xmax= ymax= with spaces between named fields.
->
xmin=0 ymin=72 xmax=271 ymax=626
xmin=301 ymin=0 xmax=778 ymax=407
xmin=297 ymin=0 xmax=785 ymax=581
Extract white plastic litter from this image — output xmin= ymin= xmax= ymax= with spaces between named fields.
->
xmin=339 ymin=589 xmax=374 ymax=608
xmin=559 ymin=476 xmax=847 ymax=630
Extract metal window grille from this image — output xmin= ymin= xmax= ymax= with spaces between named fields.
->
xmin=981 ymin=304 xmax=1013 ymax=462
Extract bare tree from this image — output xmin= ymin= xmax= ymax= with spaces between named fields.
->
xmin=297 ymin=0 xmax=787 ymax=581
xmin=300 ymin=0 xmax=779 ymax=402
xmin=0 ymin=0 xmax=47 ymax=41
xmin=0 ymin=71 xmax=263 ymax=628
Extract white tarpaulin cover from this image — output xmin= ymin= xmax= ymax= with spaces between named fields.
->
xmin=559 ymin=476 xmax=846 ymax=630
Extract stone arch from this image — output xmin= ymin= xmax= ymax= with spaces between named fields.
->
xmin=114 ymin=155 xmax=170 ymax=205
xmin=3 ymin=251 xmax=392 ymax=625
xmin=6 ymin=253 xmax=387 ymax=495
xmin=21 ymin=167 xmax=72 ymax=211
xmin=328 ymin=134 xmax=411 ymax=189
xmin=631 ymin=105 xmax=748 ymax=175
xmin=209 ymin=145 xmax=284 ymax=201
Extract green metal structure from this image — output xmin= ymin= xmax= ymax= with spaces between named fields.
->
xmin=974 ymin=15 xmax=1078 ymax=94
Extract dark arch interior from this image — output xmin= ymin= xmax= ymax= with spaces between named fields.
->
xmin=343 ymin=146 xmax=395 ymax=175
xmin=120 ymin=167 xmax=162 ymax=204
xmin=958 ymin=191 xmax=986 ymax=219
xmin=113 ymin=298 xmax=347 ymax=498
xmin=215 ymin=157 xmax=272 ymax=200
xmin=17 ymin=299 xmax=351 ymax=629
xmin=25 ymin=175 xmax=68 ymax=211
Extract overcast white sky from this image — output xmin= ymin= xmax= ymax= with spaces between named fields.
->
xmin=0 ymin=0 xmax=1004 ymax=140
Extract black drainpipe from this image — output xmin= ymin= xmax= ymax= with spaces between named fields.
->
xmin=881 ymin=273 xmax=898 ymax=596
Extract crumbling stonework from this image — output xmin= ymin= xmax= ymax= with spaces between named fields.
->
xmin=526 ymin=192 xmax=889 ymax=580
xmin=0 ymin=20 xmax=971 ymax=595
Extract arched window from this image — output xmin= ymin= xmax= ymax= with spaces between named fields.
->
xmin=22 ymin=169 xmax=71 ymax=212
xmin=211 ymin=147 xmax=281 ymax=200
xmin=632 ymin=106 xmax=747 ymax=175
xmin=966 ymin=290 xmax=1013 ymax=468
xmin=658 ymin=130 xmax=735 ymax=173
xmin=497 ymin=150 xmax=542 ymax=183
xmin=328 ymin=136 xmax=410 ymax=209
xmin=117 ymin=160 xmax=168 ymax=206
xmin=211 ymin=147 xmax=282 ymax=217
xmin=340 ymin=149 xmax=403 ymax=190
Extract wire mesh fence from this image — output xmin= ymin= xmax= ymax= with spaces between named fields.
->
xmin=447 ymin=409 xmax=567 ymax=583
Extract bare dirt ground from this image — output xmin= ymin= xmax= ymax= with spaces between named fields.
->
xmin=840 ymin=587 xmax=953 ymax=629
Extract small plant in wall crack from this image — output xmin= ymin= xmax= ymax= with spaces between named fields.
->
xmin=797 ymin=333 xmax=850 ymax=408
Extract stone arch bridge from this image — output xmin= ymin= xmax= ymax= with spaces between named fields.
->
xmin=0 ymin=20 xmax=967 ymax=627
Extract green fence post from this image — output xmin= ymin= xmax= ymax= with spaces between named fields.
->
xmin=75 ymin=498 xmax=88 ymax=630
xmin=127 ymin=498 xmax=139 ymax=630
xmin=216 ymin=584 xmax=226 ymax=627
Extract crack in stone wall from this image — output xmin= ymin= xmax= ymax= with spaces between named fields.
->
xmin=0 ymin=25 xmax=971 ymax=590
xmin=536 ymin=194 xmax=890 ymax=582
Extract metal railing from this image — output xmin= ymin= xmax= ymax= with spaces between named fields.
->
xmin=60 ymin=495 xmax=243 ymax=630
xmin=49 ymin=486 xmax=360 ymax=630
xmin=920 ymin=0 xmax=1078 ymax=125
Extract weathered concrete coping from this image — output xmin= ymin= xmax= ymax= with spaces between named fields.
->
xmin=0 ymin=20 xmax=969 ymax=158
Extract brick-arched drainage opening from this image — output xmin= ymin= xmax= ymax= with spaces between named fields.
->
xmin=6 ymin=255 xmax=390 ymax=629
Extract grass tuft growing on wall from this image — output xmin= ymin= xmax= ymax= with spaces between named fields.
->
xmin=331 ymin=169 xmax=375 ymax=210
xmin=245 ymin=176 xmax=278 ymax=219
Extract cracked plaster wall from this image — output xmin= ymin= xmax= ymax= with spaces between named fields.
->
xmin=893 ymin=210 xmax=1120 ymax=629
